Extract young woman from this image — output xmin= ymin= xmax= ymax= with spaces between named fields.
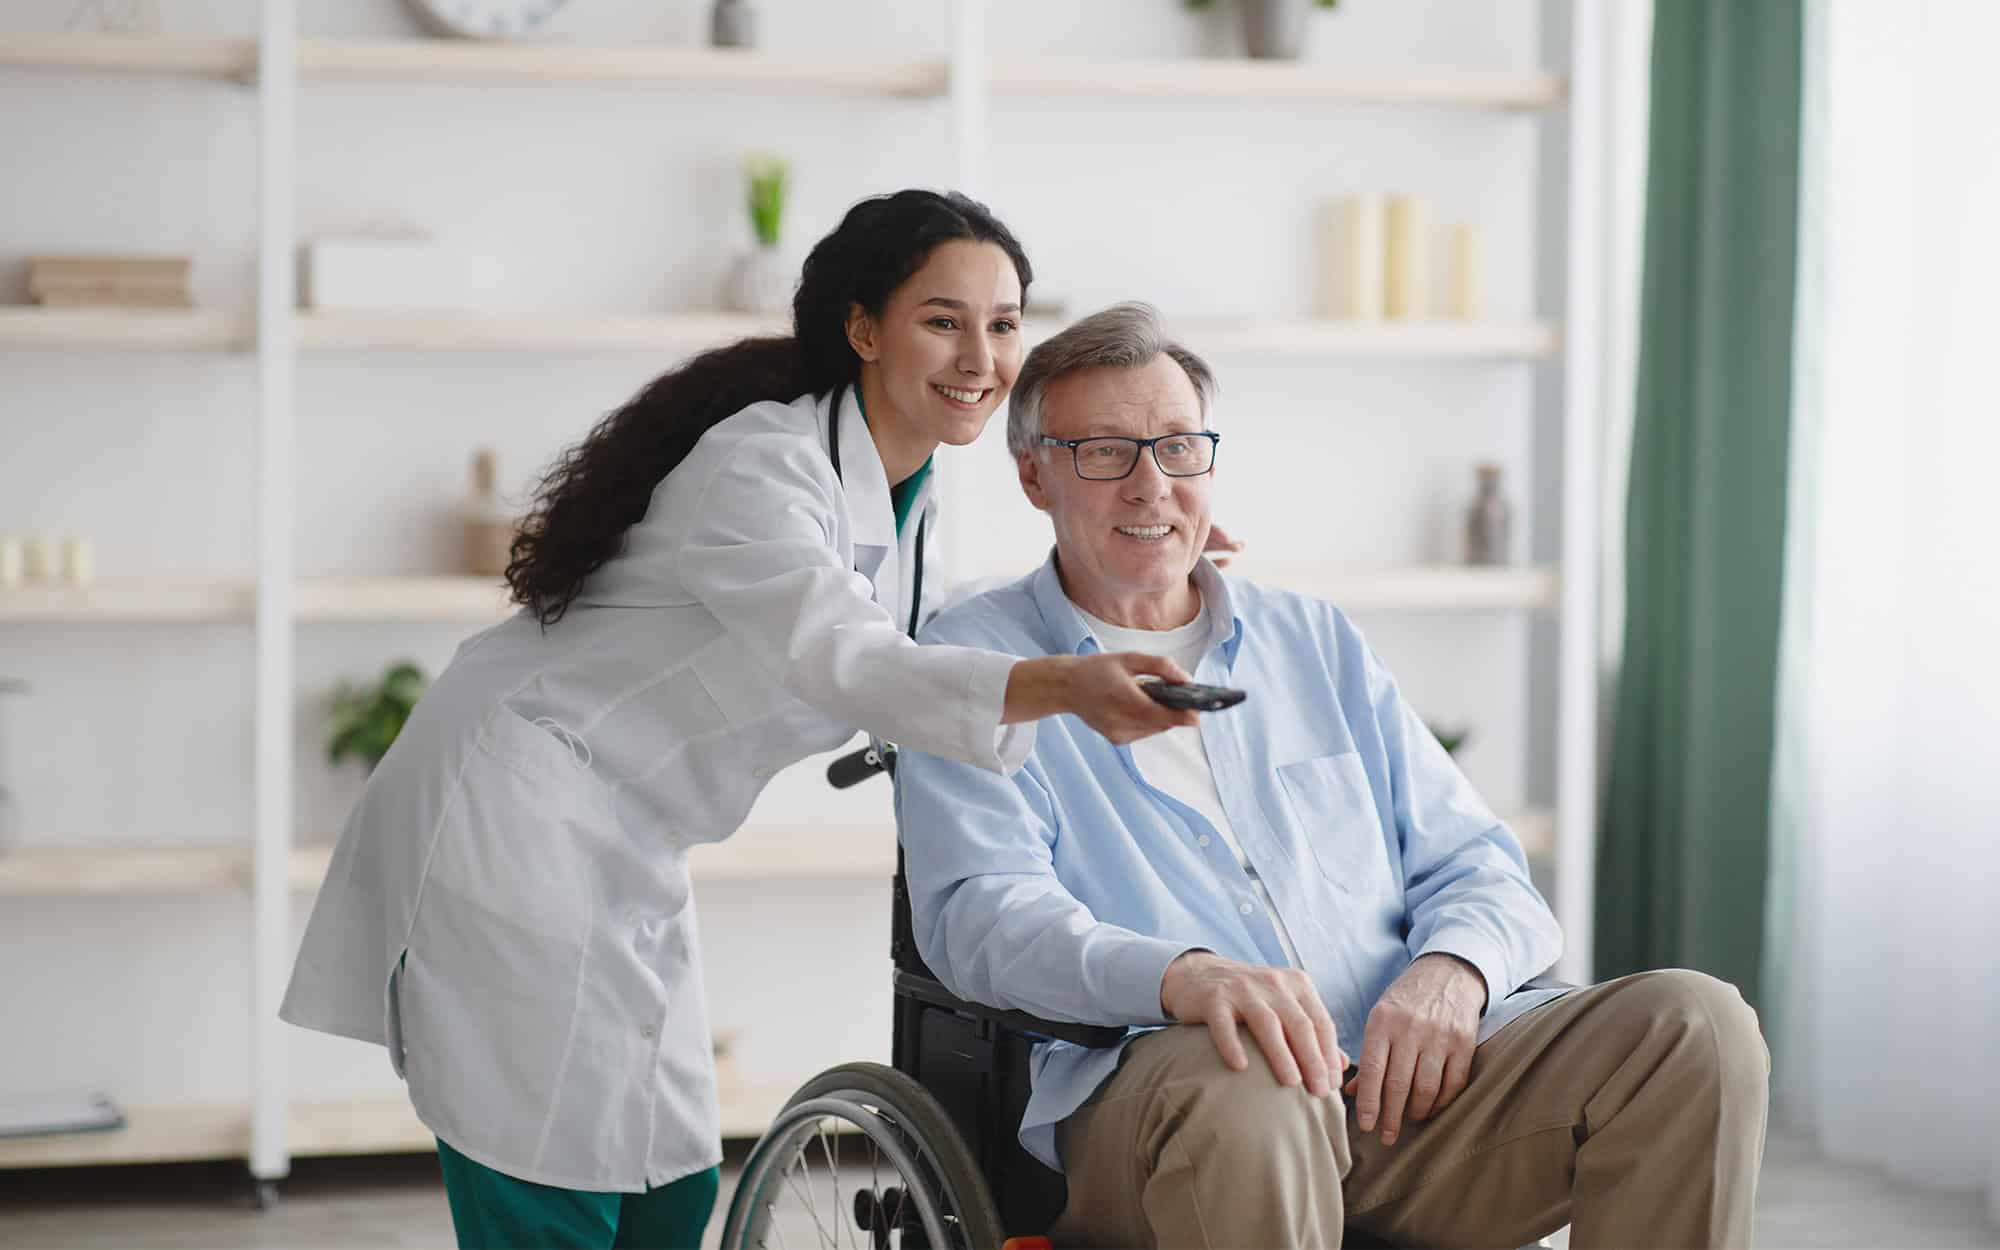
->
xmin=280 ymin=190 xmax=1220 ymax=1249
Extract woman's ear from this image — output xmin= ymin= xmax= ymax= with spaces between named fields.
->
xmin=844 ymin=303 xmax=880 ymax=364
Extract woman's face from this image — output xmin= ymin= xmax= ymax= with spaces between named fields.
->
xmin=846 ymin=239 xmax=1025 ymax=452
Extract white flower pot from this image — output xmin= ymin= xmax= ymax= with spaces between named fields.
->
xmin=725 ymin=245 xmax=794 ymax=316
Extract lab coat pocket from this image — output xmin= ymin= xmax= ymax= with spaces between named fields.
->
xmin=1276 ymin=752 xmax=1392 ymax=893
xmin=435 ymin=707 xmax=614 ymax=944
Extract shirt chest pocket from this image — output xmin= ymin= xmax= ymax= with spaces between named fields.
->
xmin=1275 ymin=752 xmax=1393 ymax=893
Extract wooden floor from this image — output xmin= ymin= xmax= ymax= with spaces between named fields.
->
xmin=0 ymin=1125 xmax=1990 ymax=1248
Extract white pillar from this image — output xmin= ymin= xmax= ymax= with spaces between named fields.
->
xmin=251 ymin=0 xmax=298 ymax=1184
xmin=1555 ymin=0 xmax=1608 ymax=984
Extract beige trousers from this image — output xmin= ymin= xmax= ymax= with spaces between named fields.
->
xmin=1050 ymin=970 xmax=1770 ymax=1249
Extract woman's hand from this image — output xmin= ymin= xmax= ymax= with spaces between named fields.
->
xmin=1203 ymin=522 xmax=1246 ymax=568
xmin=1003 ymin=653 xmax=1199 ymax=744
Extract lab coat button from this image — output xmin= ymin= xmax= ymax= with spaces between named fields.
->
xmin=1197 ymin=835 xmax=1212 ymax=848
xmin=641 ymin=1025 xmax=656 ymax=1040
xmin=1239 ymin=901 xmax=1255 ymax=916
xmin=753 ymin=766 xmax=773 ymax=780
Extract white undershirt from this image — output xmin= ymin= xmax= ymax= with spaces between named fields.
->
xmin=1076 ymin=598 xmax=1305 ymax=967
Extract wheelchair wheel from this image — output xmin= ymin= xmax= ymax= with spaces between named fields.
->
xmin=721 ymin=1061 xmax=1005 ymax=1250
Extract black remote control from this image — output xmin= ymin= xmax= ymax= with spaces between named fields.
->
xmin=1144 ymin=681 xmax=1248 ymax=712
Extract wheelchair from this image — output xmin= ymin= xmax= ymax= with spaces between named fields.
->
xmin=717 ymin=743 xmax=1114 ymax=1249
xmin=718 ymin=744 xmax=1434 ymax=1250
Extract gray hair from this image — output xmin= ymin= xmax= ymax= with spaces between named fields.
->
xmin=1005 ymin=302 xmax=1218 ymax=458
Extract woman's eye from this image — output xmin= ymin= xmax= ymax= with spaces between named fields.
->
xmin=991 ymin=319 xmax=1019 ymax=335
xmin=928 ymin=317 xmax=959 ymax=330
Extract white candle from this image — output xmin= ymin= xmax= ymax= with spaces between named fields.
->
xmin=1384 ymin=194 xmax=1430 ymax=320
xmin=1449 ymin=223 xmax=1485 ymax=320
xmin=62 ymin=537 xmax=94 ymax=587
xmin=1333 ymin=195 xmax=1385 ymax=320
xmin=22 ymin=538 xmax=55 ymax=585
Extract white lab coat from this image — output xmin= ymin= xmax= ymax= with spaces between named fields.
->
xmin=280 ymin=386 xmax=1031 ymax=1192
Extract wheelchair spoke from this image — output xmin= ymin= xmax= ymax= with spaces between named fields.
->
xmin=815 ymin=1120 xmax=844 ymax=1248
xmin=781 ymin=1142 xmax=841 ymax=1249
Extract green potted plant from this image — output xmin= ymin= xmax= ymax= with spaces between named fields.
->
xmin=1186 ymin=0 xmax=1338 ymax=60
xmin=327 ymin=661 xmax=429 ymax=771
xmin=725 ymin=153 xmax=793 ymax=316
xmin=1427 ymin=722 xmax=1471 ymax=757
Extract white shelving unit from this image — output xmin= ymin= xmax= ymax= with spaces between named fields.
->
xmin=0 ymin=3 xmax=1604 ymax=1188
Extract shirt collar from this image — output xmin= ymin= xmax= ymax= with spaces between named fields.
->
xmin=1028 ymin=549 xmax=1245 ymax=666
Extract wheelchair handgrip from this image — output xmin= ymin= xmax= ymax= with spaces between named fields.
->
xmin=827 ymin=745 xmax=888 ymax=789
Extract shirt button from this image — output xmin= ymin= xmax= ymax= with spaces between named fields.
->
xmin=641 ymin=1025 xmax=656 ymax=1039
xmin=1239 ymin=901 xmax=1255 ymax=916
xmin=1197 ymin=835 xmax=1212 ymax=848
xmin=753 ymin=766 xmax=773 ymax=780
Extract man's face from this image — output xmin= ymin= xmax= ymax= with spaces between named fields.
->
xmin=1016 ymin=356 xmax=1214 ymax=619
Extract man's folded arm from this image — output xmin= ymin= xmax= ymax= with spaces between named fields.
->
xmin=1362 ymin=640 xmax=1563 ymax=1010
xmin=896 ymin=746 xmax=1196 ymax=1029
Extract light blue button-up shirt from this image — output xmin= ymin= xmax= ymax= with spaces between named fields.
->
xmin=896 ymin=554 xmax=1567 ymax=1170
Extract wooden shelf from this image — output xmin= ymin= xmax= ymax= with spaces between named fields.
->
xmin=0 ymin=1082 xmax=800 ymax=1169
xmin=296 ymin=39 xmax=948 ymax=96
xmin=296 ymin=310 xmax=1554 ymax=359
xmin=0 ymin=307 xmax=249 ymax=352
xmin=991 ymin=61 xmax=1565 ymax=109
xmin=0 ymin=580 xmax=249 ymax=624
xmin=298 ymin=309 xmax=786 ymax=353
xmin=0 ymin=32 xmax=254 ymax=82
xmin=0 ymin=569 xmax=1555 ymax=625
xmin=0 ymin=844 xmax=246 ymax=897
xmin=0 ymin=825 xmax=899 ymax=900
xmin=1246 ymin=564 xmax=1561 ymax=612
xmin=0 ymin=36 xmax=1559 ymax=110
xmin=0 ymin=578 xmax=513 ymax=625
xmin=1174 ymin=320 xmax=1559 ymax=360
xmin=294 ymin=577 xmax=513 ymax=623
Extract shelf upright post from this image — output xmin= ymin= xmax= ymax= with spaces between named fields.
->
xmin=1555 ymin=0 xmax=1608 ymax=984
xmin=250 ymin=0 xmax=299 ymax=1187
xmin=936 ymin=0 xmax=991 ymax=587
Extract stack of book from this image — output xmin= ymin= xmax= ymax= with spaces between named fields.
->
xmin=27 ymin=254 xmax=192 ymax=309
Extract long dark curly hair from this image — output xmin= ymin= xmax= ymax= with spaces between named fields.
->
xmin=506 ymin=189 xmax=1033 ymax=627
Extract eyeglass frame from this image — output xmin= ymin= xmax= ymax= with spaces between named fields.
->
xmin=1035 ymin=431 xmax=1222 ymax=481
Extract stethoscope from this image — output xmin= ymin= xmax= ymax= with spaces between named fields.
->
xmin=827 ymin=387 xmax=926 ymax=641
xmin=825 ymin=387 xmax=924 ymax=787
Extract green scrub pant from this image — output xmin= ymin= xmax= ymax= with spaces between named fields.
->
xmin=436 ymin=1137 xmax=720 ymax=1250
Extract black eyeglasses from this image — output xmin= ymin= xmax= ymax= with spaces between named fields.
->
xmin=1037 ymin=431 xmax=1221 ymax=481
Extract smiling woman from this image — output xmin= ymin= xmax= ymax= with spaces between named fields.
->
xmin=277 ymin=189 xmax=1207 ymax=1250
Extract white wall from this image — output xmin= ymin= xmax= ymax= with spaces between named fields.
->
xmin=1 ymin=0 xmax=1553 ymax=1120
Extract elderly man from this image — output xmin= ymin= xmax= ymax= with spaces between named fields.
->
xmin=894 ymin=303 xmax=1769 ymax=1249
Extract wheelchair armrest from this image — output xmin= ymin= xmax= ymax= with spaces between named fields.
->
xmin=894 ymin=970 xmax=1128 ymax=1050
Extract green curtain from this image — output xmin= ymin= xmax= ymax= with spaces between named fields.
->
xmin=1596 ymin=0 xmax=1804 ymax=1007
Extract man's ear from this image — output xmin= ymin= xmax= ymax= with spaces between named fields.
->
xmin=1017 ymin=452 xmax=1052 ymax=513
xmin=844 ymin=303 xmax=880 ymax=364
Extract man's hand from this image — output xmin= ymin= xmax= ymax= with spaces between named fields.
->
xmin=1160 ymin=951 xmax=1346 ymax=1098
xmin=1343 ymin=953 xmax=1487 ymax=1146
